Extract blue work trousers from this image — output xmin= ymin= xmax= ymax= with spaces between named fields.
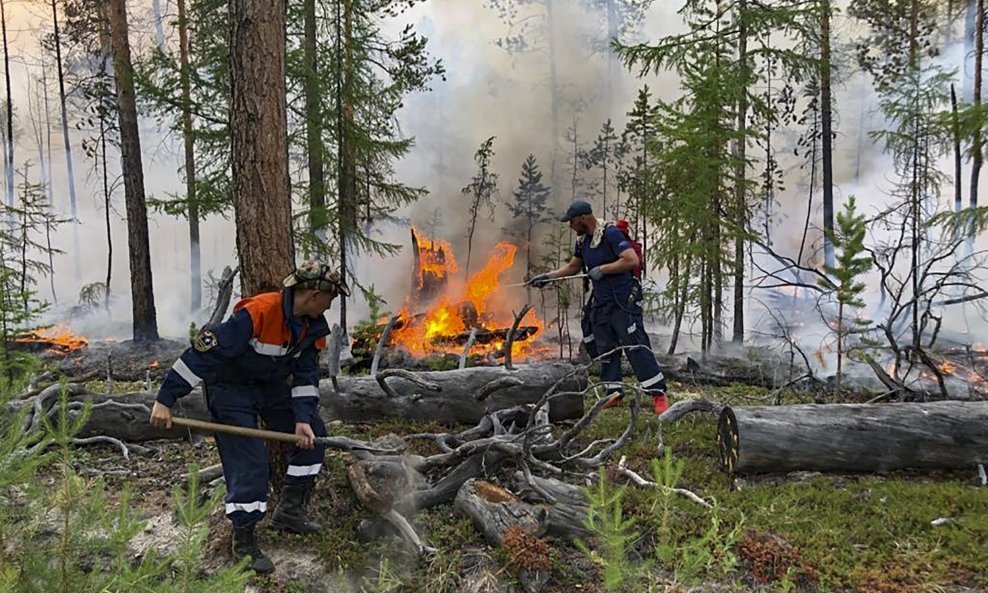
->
xmin=584 ymin=301 xmax=666 ymax=397
xmin=205 ymin=381 xmax=327 ymax=527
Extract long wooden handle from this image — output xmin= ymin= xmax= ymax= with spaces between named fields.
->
xmin=171 ymin=416 xmax=303 ymax=444
xmin=169 ymin=416 xmax=403 ymax=455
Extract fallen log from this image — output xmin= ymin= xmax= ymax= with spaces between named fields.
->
xmin=454 ymin=479 xmax=544 ymax=547
xmin=510 ymin=472 xmax=589 ymax=541
xmin=718 ymin=401 xmax=988 ymax=474
xmin=33 ymin=362 xmax=583 ymax=442
xmin=326 ymin=362 xmax=585 ymax=424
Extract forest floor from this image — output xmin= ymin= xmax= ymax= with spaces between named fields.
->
xmin=50 ymin=381 xmax=988 ymax=593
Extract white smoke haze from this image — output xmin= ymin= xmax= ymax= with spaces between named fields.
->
xmin=1 ymin=0 xmax=985 ymax=370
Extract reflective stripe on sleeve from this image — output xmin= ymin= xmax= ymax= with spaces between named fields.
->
xmin=172 ymin=359 xmax=203 ymax=388
xmin=249 ymin=338 xmax=289 ymax=356
xmin=292 ymin=385 xmax=319 ymax=398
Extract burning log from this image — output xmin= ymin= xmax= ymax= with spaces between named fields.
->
xmin=718 ymin=401 xmax=988 ymax=475
xmin=12 ymin=325 xmax=88 ymax=354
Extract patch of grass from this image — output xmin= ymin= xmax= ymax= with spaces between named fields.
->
xmin=579 ymin=387 xmax=988 ymax=591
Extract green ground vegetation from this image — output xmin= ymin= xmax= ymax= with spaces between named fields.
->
xmin=4 ymin=372 xmax=986 ymax=592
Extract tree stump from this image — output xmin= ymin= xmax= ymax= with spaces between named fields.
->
xmin=453 ymin=479 xmax=544 ymax=547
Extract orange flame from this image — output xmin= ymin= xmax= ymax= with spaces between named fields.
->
xmin=390 ymin=236 xmax=543 ymax=359
xmin=15 ymin=324 xmax=88 ymax=354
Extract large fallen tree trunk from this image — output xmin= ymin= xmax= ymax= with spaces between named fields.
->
xmin=325 ymin=362 xmax=585 ymax=423
xmin=718 ymin=401 xmax=988 ymax=474
xmin=19 ymin=362 xmax=585 ymax=442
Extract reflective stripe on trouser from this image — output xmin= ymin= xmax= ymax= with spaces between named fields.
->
xmin=205 ymin=381 xmax=327 ymax=527
xmin=591 ymin=304 xmax=667 ymax=396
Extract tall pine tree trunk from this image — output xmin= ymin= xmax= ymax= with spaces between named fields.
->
xmin=177 ymin=0 xmax=201 ymax=312
xmin=606 ymin=0 xmax=617 ymax=109
xmin=108 ymin=0 xmax=159 ymax=342
xmin=821 ymin=0 xmax=835 ymax=268
xmin=100 ymin=114 xmax=112 ymax=310
xmin=909 ymin=0 xmax=921 ymax=351
xmin=1 ymin=0 xmax=13 ymax=216
xmin=970 ymin=0 xmax=983 ymax=227
xmin=338 ymin=0 xmax=358 ymax=327
xmin=732 ymin=0 xmax=748 ymax=344
xmin=50 ymin=0 xmax=81 ymax=283
xmin=303 ymin=0 xmax=326 ymax=250
xmin=952 ymin=85 xmax=963 ymax=215
xmin=546 ymin=0 xmax=561 ymax=197
xmin=230 ymin=0 xmax=294 ymax=297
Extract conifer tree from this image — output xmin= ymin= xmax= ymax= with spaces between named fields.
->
xmin=583 ymin=119 xmax=619 ymax=218
xmin=462 ymin=136 xmax=498 ymax=277
xmin=850 ymin=0 xmax=953 ymax=351
xmin=505 ymin=154 xmax=552 ymax=274
xmin=622 ymin=86 xmax=659 ymax=278
xmin=818 ymin=196 xmax=872 ymax=392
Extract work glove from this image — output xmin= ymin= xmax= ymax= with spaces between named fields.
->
xmin=588 ymin=266 xmax=605 ymax=281
xmin=529 ymin=273 xmax=550 ymax=288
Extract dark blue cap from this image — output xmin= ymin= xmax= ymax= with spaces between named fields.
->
xmin=558 ymin=200 xmax=593 ymax=222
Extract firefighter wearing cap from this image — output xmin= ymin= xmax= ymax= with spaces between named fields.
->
xmin=530 ymin=200 xmax=669 ymax=414
xmin=149 ymin=260 xmax=349 ymax=575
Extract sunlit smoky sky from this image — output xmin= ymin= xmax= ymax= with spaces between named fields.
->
xmin=2 ymin=1 xmax=985 ymax=343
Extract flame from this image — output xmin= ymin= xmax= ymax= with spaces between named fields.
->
xmin=937 ymin=360 xmax=956 ymax=375
xmin=149 ymin=360 xmax=160 ymax=369
xmin=415 ymin=230 xmax=458 ymax=284
xmin=15 ymin=324 xmax=88 ymax=353
xmin=390 ymin=236 xmax=543 ymax=359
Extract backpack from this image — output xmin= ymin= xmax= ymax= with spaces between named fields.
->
xmin=628 ymin=239 xmax=644 ymax=280
xmin=580 ymin=222 xmax=644 ymax=279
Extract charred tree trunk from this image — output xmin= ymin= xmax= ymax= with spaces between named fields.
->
xmin=718 ymin=402 xmax=988 ymax=474
xmin=108 ymin=0 xmax=159 ymax=342
xmin=230 ymin=0 xmax=294 ymax=296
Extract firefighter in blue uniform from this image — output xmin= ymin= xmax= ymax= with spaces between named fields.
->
xmin=149 ymin=260 xmax=348 ymax=574
xmin=530 ymin=200 xmax=669 ymax=414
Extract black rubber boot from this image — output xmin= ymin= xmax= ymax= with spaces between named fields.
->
xmin=231 ymin=524 xmax=275 ymax=575
xmin=270 ymin=482 xmax=323 ymax=534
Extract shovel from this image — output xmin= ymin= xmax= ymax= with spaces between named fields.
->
xmin=169 ymin=416 xmax=401 ymax=454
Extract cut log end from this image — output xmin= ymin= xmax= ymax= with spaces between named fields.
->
xmin=717 ymin=406 xmax=739 ymax=475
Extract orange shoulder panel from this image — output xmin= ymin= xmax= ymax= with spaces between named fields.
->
xmin=233 ymin=292 xmax=285 ymax=344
